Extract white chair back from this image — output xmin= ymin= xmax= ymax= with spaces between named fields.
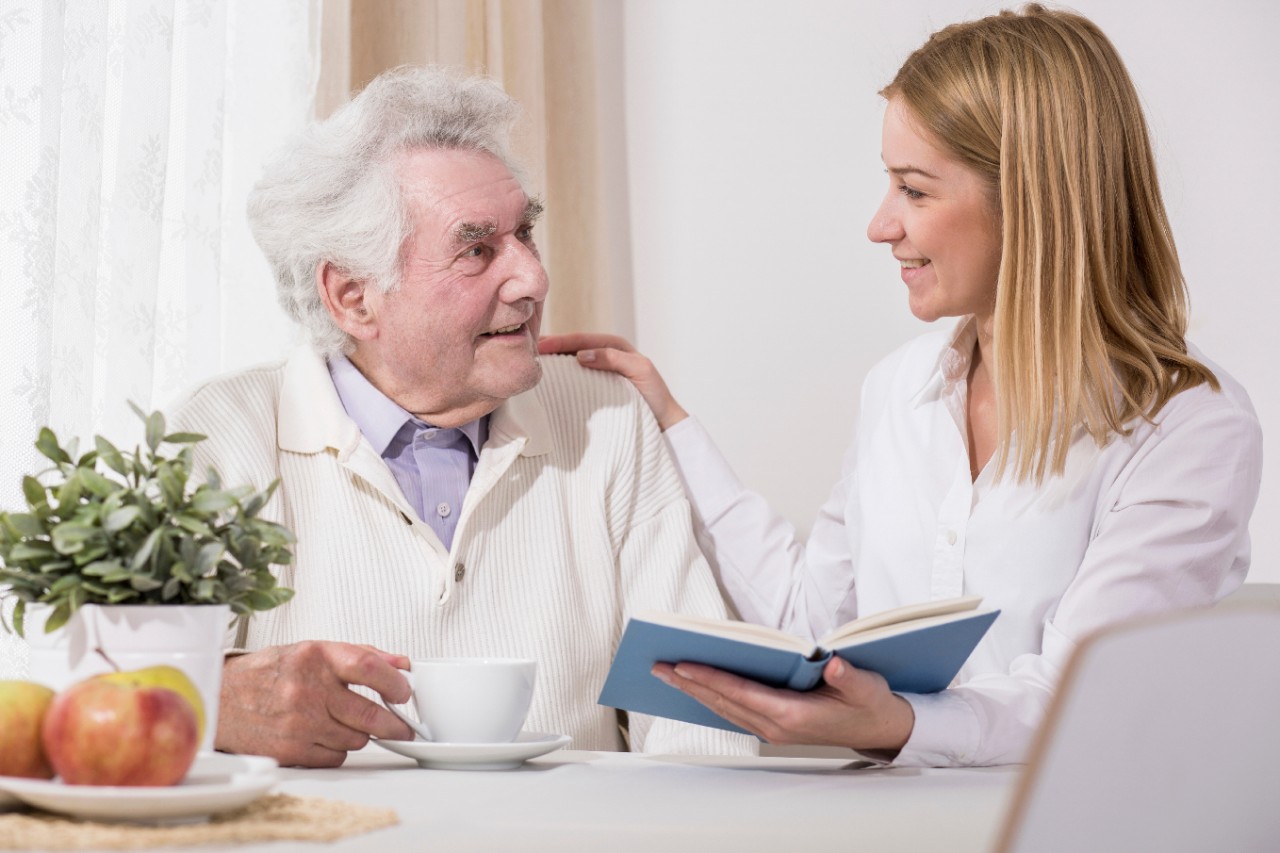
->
xmin=997 ymin=603 xmax=1280 ymax=853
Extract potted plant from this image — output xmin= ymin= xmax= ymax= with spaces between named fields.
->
xmin=0 ymin=404 xmax=295 ymax=749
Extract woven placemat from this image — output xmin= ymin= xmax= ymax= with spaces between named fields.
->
xmin=0 ymin=793 xmax=398 ymax=850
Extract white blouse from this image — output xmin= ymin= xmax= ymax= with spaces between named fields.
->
xmin=664 ymin=317 xmax=1262 ymax=766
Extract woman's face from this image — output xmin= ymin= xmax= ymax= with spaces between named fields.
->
xmin=867 ymin=97 xmax=1002 ymax=326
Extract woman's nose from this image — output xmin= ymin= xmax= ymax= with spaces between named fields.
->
xmin=866 ymin=195 xmax=902 ymax=244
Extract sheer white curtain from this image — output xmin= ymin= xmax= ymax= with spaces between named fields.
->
xmin=0 ymin=0 xmax=320 ymax=677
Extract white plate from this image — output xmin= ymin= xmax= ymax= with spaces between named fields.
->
xmin=370 ymin=730 xmax=571 ymax=770
xmin=0 ymin=752 xmax=278 ymax=823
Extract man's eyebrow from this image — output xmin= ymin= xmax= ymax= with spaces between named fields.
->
xmin=453 ymin=221 xmax=498 ymax=244
xmin=451 ymin=198 xmax=544 ymax=245
xmin=522 ymin=196 xmax=545 ymax=224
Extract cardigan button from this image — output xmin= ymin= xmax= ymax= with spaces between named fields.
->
xmin=454 ymin=564 xmax=466 ymax=582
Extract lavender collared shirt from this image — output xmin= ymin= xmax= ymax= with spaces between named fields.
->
xmin=327 ymin=356 xmax=487 ymax=551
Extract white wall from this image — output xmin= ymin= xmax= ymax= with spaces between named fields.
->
xmin=622 ymin=0 xmax=1280 ymax=583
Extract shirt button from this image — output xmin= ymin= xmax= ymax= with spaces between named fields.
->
xmin=437 ymin=502 xmax=451 ymax=518
xmin=946 ymin=529 xmax=957 ymax=546
xmin=454 ymin=564 xmax=466 ymax=582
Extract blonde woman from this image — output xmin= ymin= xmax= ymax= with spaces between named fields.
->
xmin=540 ymin=4 xmax=1262 ymax=766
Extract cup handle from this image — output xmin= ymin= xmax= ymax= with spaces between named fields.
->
xmin=379 ymin=694 xmax=434 ymax=742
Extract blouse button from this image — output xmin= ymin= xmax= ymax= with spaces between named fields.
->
xmin=946 ymin=529 xmax=958 ymax=546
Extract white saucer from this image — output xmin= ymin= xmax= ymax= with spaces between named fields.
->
xmin=370 ymin=731 xmax=571 ymax=770
xmin=0 ymin=752 xmax=278 ymax=823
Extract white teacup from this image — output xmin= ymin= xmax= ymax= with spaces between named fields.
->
xmin=385 ymin=657 xmax=536 ymax=743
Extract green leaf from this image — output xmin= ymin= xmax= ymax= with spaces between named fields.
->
xmin=43 ymin=602 xmax=72 ymax=634
xmin=35 ymin=428 xmax=71 ymax=464
xmin=130 ymin=528 xmax=163 ymax=570
xmin=194 ymin=542 xmax=224 ymax=576
xmin=191 ymin=490 xmax=236 ymax=514
xmin=6 ymin=542 xmax=56 ymax=562
xmin=48 ymin=575 xmax=83 ymax=594
xmin=51 ymin=523 xmax=96 ymax=555
xmin=174 ymin=514 xmax=215 ymax=537
xmin=161 ymin=577 xmax=182 ymax=600
xmin=129 ymin=575 xmax=164 ymax=592
xmin=163 ymin=432 xmax=206 ymax=444
xmin=79 ymin=468 xmax=118 ymax=498
xmin=95 ymin=436 xmax=129 ymax=476
xmin=6 ymin=513 xmax=46 ymax=538
xmin=103 ymin=506 xmax=141 ymax=533
xmin=108 ymin=587 xmax=140 ymax=604
xmin=12 ymin=600 xmax=25 ymax=638
xmin=81 ymin=559 xmax=122 ymax=577
xmin=55 ymin=475 xmax=84 ymax=517
xmin=145 ymin=411 xmax=165 ymax=452
xmin=22 ymin=476 xmax=47 ymax=508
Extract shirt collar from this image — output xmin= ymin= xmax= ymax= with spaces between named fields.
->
xmin=910 ymin=316 xmax=980 ymax=408
xmin=277 ymin=345 xmax=550 ymax=460
xmin=327 ymin=355 xmax=486 ymax=457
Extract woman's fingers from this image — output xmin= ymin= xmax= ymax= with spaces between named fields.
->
xmin=537 ymin=333 xmax=635 ymax=355
xmin=539 ymin=334 xmax=689 ymax=430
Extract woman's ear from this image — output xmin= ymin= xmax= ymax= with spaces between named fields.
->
xmin=317 ymin=262 xmax=377 ymax=341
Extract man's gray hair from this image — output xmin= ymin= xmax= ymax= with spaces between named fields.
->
xmin=247 ymin=66 xmax=523 ymax=356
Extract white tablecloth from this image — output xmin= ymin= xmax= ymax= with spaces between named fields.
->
xmin=248 ymin=747 xmax=1021 ymax=852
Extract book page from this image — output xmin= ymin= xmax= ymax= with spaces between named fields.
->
xmin=632 ymin=610 xmax=819 ymax=656
xmin=818 ymin=595 xmax=983 ymax=648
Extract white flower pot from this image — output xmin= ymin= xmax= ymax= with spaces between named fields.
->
xmin=24 ymin=603 xmax=229 ymax=752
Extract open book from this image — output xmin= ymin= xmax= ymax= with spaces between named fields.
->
xmin=598 ymin=595 xmax=998 ymax=735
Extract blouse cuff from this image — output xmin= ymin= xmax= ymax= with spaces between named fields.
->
xmin=891 ymin=690 xmax=983 ymax=767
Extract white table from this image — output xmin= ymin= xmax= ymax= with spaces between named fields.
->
xmin=231 ymin=748 xmax=1021 ymax=852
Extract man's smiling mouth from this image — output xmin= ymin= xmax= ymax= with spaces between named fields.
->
xmin=481 ymin=323 xmax=525 ymax=337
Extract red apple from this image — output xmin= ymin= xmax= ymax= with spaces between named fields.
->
xmin=41 ymin=676 xmax=199 ymax=786
xmin=0 ymin=680 xmax=56 ymax=778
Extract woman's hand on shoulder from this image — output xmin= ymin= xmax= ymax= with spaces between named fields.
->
xmin=538 ymin=333 xmax=690 ymax=431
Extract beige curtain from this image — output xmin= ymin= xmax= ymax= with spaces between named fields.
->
xmin=317 ymin=0 xmax=633 ymax=338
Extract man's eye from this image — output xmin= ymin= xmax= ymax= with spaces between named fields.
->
xmin=898 ymin=184 xmax=926 ymax=201
xmin=464 ymin=245 xmax=485 ymax=258
xmin=516 ymin=225 xmax=534 ymax=241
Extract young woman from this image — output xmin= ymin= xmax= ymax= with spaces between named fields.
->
xmin=540 ymin=4 xmax=1262 ymax=766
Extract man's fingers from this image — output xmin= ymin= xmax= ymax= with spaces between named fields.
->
xmin=325 ymin=644 xmax=413 ymax=704
xmin=327 ymin=688 xmax=416 ymax=742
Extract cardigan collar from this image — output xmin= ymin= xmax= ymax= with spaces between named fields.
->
xmin=276 ymin=346 xmax=552 ymax=460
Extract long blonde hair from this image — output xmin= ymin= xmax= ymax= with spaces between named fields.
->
xmin=882 ymin=4 xmax=1217 ymax=482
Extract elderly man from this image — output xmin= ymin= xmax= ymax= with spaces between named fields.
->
xmin=169 ymin=67 xmax=752 ymax=766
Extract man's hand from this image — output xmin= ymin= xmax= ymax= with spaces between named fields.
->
xmin=216 ymin=641 xmax=414 ymax=767
xmin=538 ymin=333 xmax=689 ymax=431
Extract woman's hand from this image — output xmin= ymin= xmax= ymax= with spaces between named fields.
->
xmin=651 ymin=657 xmax=916 ymax=756
xmin=538 ymin=333 xmax=690 ymax=431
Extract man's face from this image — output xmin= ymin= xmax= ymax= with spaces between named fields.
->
xmin=353 ymin=148 xmax=548 ymax=426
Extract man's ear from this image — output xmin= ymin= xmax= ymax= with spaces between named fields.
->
xmin=317 ymin=261 xmax=377 ymax=341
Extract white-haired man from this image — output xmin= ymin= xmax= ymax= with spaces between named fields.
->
xmin=171 ymin=67 xmax=753 ymax=766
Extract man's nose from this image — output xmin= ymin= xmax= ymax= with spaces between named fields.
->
xmin=500 ymin=240 xmax=549 ymax=303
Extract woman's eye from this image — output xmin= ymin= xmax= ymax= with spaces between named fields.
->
xmin=898 ymin=184 xmax=926 ymax=201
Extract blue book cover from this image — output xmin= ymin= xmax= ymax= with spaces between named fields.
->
xmin=598 ymin=601 xmax=998 ymax=735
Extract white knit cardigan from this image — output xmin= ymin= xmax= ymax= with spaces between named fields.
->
xmin=170 ymin=347 xmax=755 ymax=755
